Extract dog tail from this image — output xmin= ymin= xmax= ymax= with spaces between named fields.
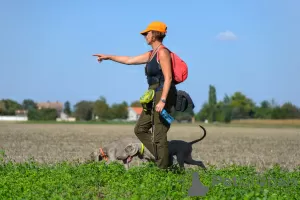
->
xmin=189 ymin=125 xmax=207 ymax=145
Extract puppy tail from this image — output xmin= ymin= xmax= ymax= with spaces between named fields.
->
xmin=189 ymin=125 xmax=207 ymax=145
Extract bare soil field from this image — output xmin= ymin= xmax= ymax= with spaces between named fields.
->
xmin=231 ymin=119 xmax=300 ymax=126
xmin=1 ymin=123 xmax=299 ymax=171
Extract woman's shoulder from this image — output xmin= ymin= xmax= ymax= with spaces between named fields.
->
xmin=157 ymin=46 xmax=171 ymax=59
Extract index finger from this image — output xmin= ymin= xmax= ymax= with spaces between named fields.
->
xmin=92 ymin=54 xmax=101 ymax=57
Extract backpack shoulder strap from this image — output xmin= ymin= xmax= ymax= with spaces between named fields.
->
xmin=156 ymin=45 xmax=170 ymax=63
xmin=148 ymin=50 xmax=154 ymax=62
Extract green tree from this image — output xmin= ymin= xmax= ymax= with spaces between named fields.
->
xmin=93 ymin=96 xmax=109 ymax=121
xmin=27 ymin=108 xmax=58 ymax=121
xmin=223 ymin=94 xmax=231 ymax=104
xmin=196 ymin=102 xmax=210 ymax=122
xmin=280 ymin=102 xmax=300 ymax=119
xmin=74 ymin=100 xmax=94 ymax=121
xmin=0 ymin=99 xmax=22 ymax=115
xmin=254 ymin=100 xmax=272 ymax=119
xmin=64 ymin=101 xmax=72 ymax=116
xmin=208 ymin=85 xmax=217 ymax=122
xmin=196 ymin=89 xmax=300 ymax=121
xmin=0 ymin=100 xmax=6 ymax=115
xmin=22 ymin=99 xmax=37 ymax=110
xmin=270 ymin=106 xmax=283 ymax=119
xmin=221 ymin=94 xmax=233 ymax=123
xmin=109 ymin=101 xmax=128 ymax=119
xmin=230 ymin=92 xmax=255 ymax=119
xmin=130 ymin=100 xmax=142 ymax=107
xmin=215 ymin=94 xmax=233 ymax=123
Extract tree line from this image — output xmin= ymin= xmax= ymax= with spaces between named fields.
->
xmin=1 ymin=85 xmax=299 ymax=123
xmin=196 ymin=85 xmax=300 ymax=123
xmin=0 ymin=95 xmax=194 ymax=122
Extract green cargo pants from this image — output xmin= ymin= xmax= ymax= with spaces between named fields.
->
xmin=134 ymin=83 xmax=177 ymax=169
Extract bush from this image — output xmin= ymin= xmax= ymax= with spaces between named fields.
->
xmin=27 ymin=108 xmax=58 ymax=121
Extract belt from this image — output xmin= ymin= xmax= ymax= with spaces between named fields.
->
xmin=148 ymin=83 xmax=164 ymax=92
xmin=147 ymin=76 xmax=176 ymax=92
xmin=147 ymin=76 xmax=163 ymax=86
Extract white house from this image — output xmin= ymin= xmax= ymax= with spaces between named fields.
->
xmin=56 ymin=112 xmax=76 ymax=122
xmin=0 ymin=109 xmax=28 ymax=121
xmin=127 ymin=107 xmax=143 ymax=121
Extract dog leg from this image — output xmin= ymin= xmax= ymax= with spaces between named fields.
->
xmin=176 ymin=153 xmax=185 ymax=169
xmin=172 ymin=155 xmax=178 ymax=165
xmin=184 ymin=155 xmax=207 ymax=170
xmin=122 ymin=159 xmax=129 ymax=170
xmin=168 ymin=155 xmax=178 ymax=167
xmin=106 ymin=150 xmax=117 ymax=165
xmin=167 ymin=155 xmax=174 ymax=167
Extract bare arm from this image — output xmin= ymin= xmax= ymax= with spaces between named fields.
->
xmin=158 ymin=48 xmax=173 ymax=100
xmin=93 ymin=51 xmax=151 ymax=65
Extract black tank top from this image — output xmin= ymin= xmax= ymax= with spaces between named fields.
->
xmin=145 ymin=52 xmax=164 ymax=86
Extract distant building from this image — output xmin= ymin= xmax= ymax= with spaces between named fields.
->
xmin=0 ymin=109 xmax=28 ymax=121
xmin=15 ymin=109 xmax=28 ymax=117
xmin=56 ymin=112 xmax=76 ymax=122
xmin=127 ymin=107 xmax=143 ymax=121
xmin=36 ymin=101 xmax=76 ymax=122
xmin=36 ymin=101 xmax=63 ymax=113
xmin=36 ymin=101 xmax=63 ymax=117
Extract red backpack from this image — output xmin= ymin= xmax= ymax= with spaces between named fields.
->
xmin=156 ymin=46 xmax=188 ymax=85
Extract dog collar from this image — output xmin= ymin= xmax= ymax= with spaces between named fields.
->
xmin=99 ymin=147 xmax=108 ymax=161
xmin=140 ymin=143 xmax=145 ymax=155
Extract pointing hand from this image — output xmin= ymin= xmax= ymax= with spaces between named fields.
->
xmin=92 ymin=54 xmax=110 ymax=63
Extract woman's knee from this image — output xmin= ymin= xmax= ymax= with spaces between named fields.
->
xmin=134 ymin=124 xmax=150 ymax=136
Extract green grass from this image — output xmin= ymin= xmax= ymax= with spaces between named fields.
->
xmin=1 ymin=151 xmax=299 ymax=199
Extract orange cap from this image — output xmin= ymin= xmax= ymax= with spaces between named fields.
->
xmin=140 ymin=21 xmax=167 ymax=35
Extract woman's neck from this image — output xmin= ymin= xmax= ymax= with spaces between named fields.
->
xmin=151 ymin=41 xmax=162 ymax=50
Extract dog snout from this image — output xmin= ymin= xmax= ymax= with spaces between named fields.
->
xmin=98 ymin=155 xmax=103 ymax=161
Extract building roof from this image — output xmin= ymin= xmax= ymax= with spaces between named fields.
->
xmin=37 ymin=101 xmax=63 ymax=110
xmin=130 ymin=107 xmax=143 ymax=115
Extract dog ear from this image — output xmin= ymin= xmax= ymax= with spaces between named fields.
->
xmin=124 ymin=143 xmax=138 ymax=156
xmin=90 ymin=151 xmax=96 ymax=161
xmin=90 ymin=151 xmax=101 ymax=161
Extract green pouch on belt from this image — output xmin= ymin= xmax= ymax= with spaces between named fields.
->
xmin=140 ymin=89 xmax=155 ymax=111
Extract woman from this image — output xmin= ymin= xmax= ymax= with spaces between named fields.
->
xmin=93 ymin=21 xmax=177 ymax=169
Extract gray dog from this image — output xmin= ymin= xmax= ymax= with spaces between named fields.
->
xmin=89 ymin=137 xmax=150 ymax=170
xmin=125 ymin=125 xmax=207 ymax=170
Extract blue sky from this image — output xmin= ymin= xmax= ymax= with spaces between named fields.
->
xmin=1 ymin=0 xmax=299 ymax=112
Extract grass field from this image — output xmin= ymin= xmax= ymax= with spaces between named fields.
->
xmin=1 ymin=123 xmax=299 ymax=199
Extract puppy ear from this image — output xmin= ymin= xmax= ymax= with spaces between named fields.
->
xmin=124 ymin=143 xmax=138 ymax=156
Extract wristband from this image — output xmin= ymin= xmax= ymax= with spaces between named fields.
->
xmin=161 ymin=98 xmax=166 ymax=103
